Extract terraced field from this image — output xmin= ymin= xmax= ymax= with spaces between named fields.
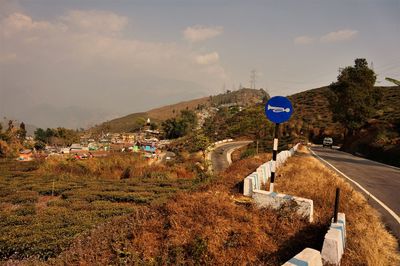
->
xmin=0 ymin=156 xmax=196 ymax=260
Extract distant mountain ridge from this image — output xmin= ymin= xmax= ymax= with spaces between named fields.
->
xmin=0 ymin=117 xmax=37 ymax=136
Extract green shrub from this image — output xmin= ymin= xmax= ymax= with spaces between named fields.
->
xmin=4 ymin=190 xmax=39 ymax=204
xmin=240 ymin=148 xmax=256 ymax=159
xmin=97 ymin=192 xmax=150 ymax=204
xmin=187 ymin=236 xmax=210 ymax=265
xmin=14 ymin=204 xmax=36 ymax=216
xmin=143 ymin=171 xmax=168 ymax=180
xmin=0 ymin=154 xmax=197 ymax=260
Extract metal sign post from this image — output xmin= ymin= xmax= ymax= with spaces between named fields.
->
xmin=265 ymin=96 xmax=293 ymax=192
xmin=270 ymin=123 xmax=279 ymax=192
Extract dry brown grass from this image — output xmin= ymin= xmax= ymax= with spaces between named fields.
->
xmin=39 ymin=153 xmax=312 ymax=265
xmin=14 ymin=146 xmax=398 ymax=265
xmin=147 ymin=97 xmax=210 ymax=120
xmin=50 ymin=191 xmax=310 ymax=265
xmin=275 ymin=146 xmax=400 ymax=265
xmin=40 ymin=154 xmax=195 ymax=180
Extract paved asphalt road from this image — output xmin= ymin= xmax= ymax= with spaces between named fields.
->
xmin=210 ymin=141 xmax=252 ymax=172
xmin=311 ymin=146 xmax=400 ymax=242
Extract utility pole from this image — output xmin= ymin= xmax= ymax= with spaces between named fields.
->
xmin=250 ymin=69 xmax=256 ymax=89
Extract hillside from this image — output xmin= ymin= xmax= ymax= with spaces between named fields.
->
xmin=290 ymin=85 xmax=400 ymax=124
xmin=91 ymin=89 xmax=267 ymax=133
xmin=204 ymin=86 xmax=400 ymax=165
xmin=288 ymin=86 xmax=400 ymax=142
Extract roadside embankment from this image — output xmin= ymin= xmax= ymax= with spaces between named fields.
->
xmin=275 ymin=146 xmax=399 ymax=265
xmin=18 ymin=145 xmax=399 ymax=265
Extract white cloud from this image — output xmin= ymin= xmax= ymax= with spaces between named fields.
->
xmin=195 ymin=52 xmax=219 ymax=65
xmin=0 ymin=11 xmax=227 ymax=84
xmin=294 ymin=29 xmax=358 ymax=46
xmin=60 ymin=10 xmax=128 ymax=35
xmin=0 ymin=11 xmax=228 ymax=123
xmin=1 ymin=12 xmax=55 ymax=37
xmin=183 ymin=25 xmax=223 ymax=42
xmin=320 ymin=29 xmax=358 ymax=43
xmin=294 ymin=35 xmax=315 ymax=45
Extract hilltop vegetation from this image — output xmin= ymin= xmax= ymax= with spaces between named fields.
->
xmin=91 ymin=88 xmax=267 ymax=133
xmin=210 ymin=88 xmax=268 ymax=107
xmin=202 ymin=84 xmax=399 ymax=166
xmin=289 ymin=85 xmax=400 ymax=166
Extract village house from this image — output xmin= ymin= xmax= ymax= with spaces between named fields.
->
xmin=17 ymin=149 xmax=34 ymax=161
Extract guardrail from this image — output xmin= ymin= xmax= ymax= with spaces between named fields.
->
xmin=282 ymin=213 xmax=346 ymax=266
xmin=212 ymin=139 xmax=234 ymax=146
xmin=243 ymin=144 xmax=314 ymax=222
xmin=240 ymin=143 xmax=346 ymax=265
xmin=244 ymin=143 xmax=300 ymax=193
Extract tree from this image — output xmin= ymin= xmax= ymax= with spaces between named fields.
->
xmin=34 ymin=141 xmax=46 ymax=151
xmin=34 ymin=128 xmax=47 ymax=143
xmin=180 ymin=110 xmax=197 ymax=130
xmin=17 ymin=122 xmax=27 ymax=141
xmin=34 ymin=127 xmax=78 ymax=146
xmin=162 ymin=118 xmax=186 ymax=139
xmin=329 ymin=58 xmax=381 ymax=141
xmin=150 ymin=122 xmax=158 ymax=131
xmin=191 ymin=134 xmax=210 ymax=155
xmin=7 ymin=120 xmax=14 ymax=132
xmin=162 ymin=110 xmax=198 ymax=139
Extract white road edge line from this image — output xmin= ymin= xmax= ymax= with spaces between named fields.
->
xmin=310 ymin=148 xmax=400 ymax=225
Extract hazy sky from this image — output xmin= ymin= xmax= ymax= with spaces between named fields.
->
xmin=1 ymin=0 xmax=399 ymax=128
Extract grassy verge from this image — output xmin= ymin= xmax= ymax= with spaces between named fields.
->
xmin=275 ymin=146 xmax=399 ymax=265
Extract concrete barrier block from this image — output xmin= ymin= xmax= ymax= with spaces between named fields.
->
xmin=261 ymin=164 xmax=270 ymax=181
xmin=332 ymin=213 xmax=346 ymax=246
xmin=252 ymin=190 xmax=313 ymax=222
xmin=256 ymin=167 xmax=265 ymax=185
xmin=321 ymin=227 xmax=344 ymax=265
xmin=282 ymin=248 xmax=322 ymax=266
xmin=243 ymin=176 xmax=254 ymax=196
xmin=321 ymin=213 xmax=346 ymax=265
xmin=258 ymin=166 xmax=268 ymax=185
xmin=249 ymin=172 xmax=260 ymax=190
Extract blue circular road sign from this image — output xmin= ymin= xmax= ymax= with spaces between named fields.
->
xmin=265 ymin=96 xmax=293 ymax=123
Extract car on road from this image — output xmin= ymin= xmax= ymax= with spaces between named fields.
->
xmin=323 ymin=137 xmax=333 ymax=148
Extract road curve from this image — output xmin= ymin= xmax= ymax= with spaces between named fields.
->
xmin=210 ymin=141 xmax=252 ymax=173
xmin=311 ymin=146 xmax=400 ymax=241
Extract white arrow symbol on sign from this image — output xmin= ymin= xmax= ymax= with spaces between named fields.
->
xmin=267 ymin=105 xmax=291 ymax=113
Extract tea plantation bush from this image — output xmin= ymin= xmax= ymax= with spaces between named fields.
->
xmin=0 ymin=157 xmax=196 ymax=261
